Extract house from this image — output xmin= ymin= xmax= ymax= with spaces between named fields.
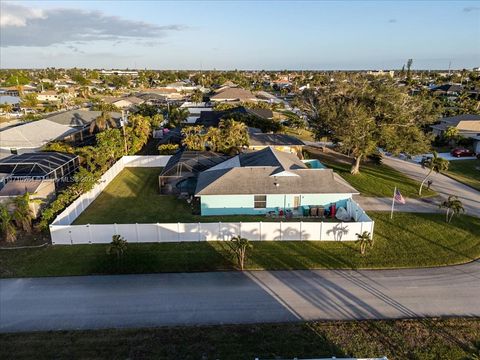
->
xmin=105 ymin=96 xmax=144 ymax=109
xmin=0 ymin=120 xmax=77 ymax=157
xmin=248 ymin=131 xmax=305 ymax=154
xmin=196 ymin=106 xmax=273 ymax=128
xmin=37 ymin=91 xmax=63 ymax=102
xmin=431 ymin=84 xmax=463 ymax=96
xmin=430 ymin=114 xmax=480 ymax=152
xmin=180 ymin=102 xmax=213 ymax=124
xmin=0 ymin=179 xmax=55 ymax=218
xmin=210 ymin=87 xmax=258 ymax=102
xmin=194 ymin=147 xmax=358 ymax=216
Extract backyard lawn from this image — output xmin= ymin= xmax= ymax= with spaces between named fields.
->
xmin=1 ymin=318 xmax=478 ymax=360
xmin=306 ymin=148 xmax=437 ymax=198
xmin=2 ymin=212 xmax=479 ymax=277
xmin=443 ymin=159 xmax=480 ymax=191
xmin=74 ymin=167 xmax=268 ymax=224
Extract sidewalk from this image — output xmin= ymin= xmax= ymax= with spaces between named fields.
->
xmin=354 ymin=195 xmax=442 ymax=213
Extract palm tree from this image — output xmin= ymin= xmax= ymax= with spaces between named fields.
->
xmin=0 ymin=204 xmax=16 ymax=243
xmin=0 ymin=103 xmax=13 ymax=117
xmin=106 ymin=234 xmax=128 ymax=260
xmin=356 ymin=231 xmax=373 ymax=255
xmin=12 ymin=193 xmax=37 ymax=233
xmin=89 ymin=111 xmax=117 ymax=134
xmin=167 ymin=107 xmax=189 ymax=128
xmin=227 ymin=236 xmax=253 ymax=271
xmin=439 ymin=195 xmax=465 ymax=223
xmin=419 ymin=152 xmax=449 ymax=195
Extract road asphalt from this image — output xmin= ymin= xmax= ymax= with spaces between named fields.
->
xmin=1 ymin=261 xmax=479 ymax=333
xmin=382 ymin=156 xmax=480 ymax=217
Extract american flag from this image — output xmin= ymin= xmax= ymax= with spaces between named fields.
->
xmin=394 ymin=188 xmax=406 ymax=204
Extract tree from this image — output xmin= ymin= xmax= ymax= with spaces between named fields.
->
xmin=106 ymin=234 xmax=128 ymax=260
xmin=439 ymin=195 xmax=465 ymax=223
xmin=190 ymin=89 xmax=203 ymax=103
xmin=214 ymin=119 xmax=249 ymax=154
xmin=300 ymin=79 xmax=439 ymax=174
xmin=227 ymin=236 xmax=252 ymax=270
xmin=419 ymin=152 xmax=449 ymax=195
xmin=0 ymin=103 xmax=13 ymax=117
xmin=21 ymin=93 xmax=38 ymax=108
xmin=356 ymin=231 xmax=373 ymax=255
xmin=89 ymin=111 xmax=117 ymax=134
xmin=406 ymin=58 xmax=413 ymax=81
xmin=167 ymin=107 xmax=189 ymax=128
xmin=443 ymin=126 xmax=459 ymax=145
xmin=158 ymin=143 xmax=179 ymax=155
xmin=0 ymin=204 xmax=16 ymax=243
xmin=12 ymin=193 xmax=36 ymax=233
xmin=182 ymin=125 xmax=206 ymax=150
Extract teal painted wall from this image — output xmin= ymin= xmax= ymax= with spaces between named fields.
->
xmin=200 ymin=193 xmax=352 ymax=216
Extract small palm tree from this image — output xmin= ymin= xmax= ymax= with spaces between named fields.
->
xmin=419 ymin=152 xmax=449 ymax=195
xmin=356 ymin=231 xmax=373 ymax=255
xmin=227 ymin=236 xmax=253 ymax=271
xmin=0 ymin=204 xmax=16 ymax=243
xmin=106 ymin=234 xmax=128 ymax=260
xmin=439 ymin=195 xmax=465 ymax=223
xmin=12 ymin=192 xmax=38 ymax=233
xmin=89 ymin=111 xmax=117 ymax=134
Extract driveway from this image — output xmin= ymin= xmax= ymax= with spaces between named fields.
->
xmin=1 ymin=263 xmax=479 ymax=332
xmin=382 ymin=156 xmax=480 ymax=217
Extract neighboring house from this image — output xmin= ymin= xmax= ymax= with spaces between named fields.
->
xmin=37 ymin=91 xmax=65 ymax=102
xmin=100 ymin=69 xmax=139 ymax=76
xmin=196 ymin=106 xmax=273 ymax=128
xmin=180 ymin=102 xmax=213 ymax=124
xmin=248 ymin=131 xmax=305 ymax=154
xmin=195 ymin=147 xmax=358 ymax=216
xmin=431 ymin=84 xmax=463 ymax=96
xmin=0 ymin=120 xmax=77 ymax=157
xmin=430 ymin=114 xmax=480 ymax=152
xmin=0 ymin=110 xmax=121 ymax=157
xmin=105 ymin=96 xmax=144 ymax=109
xmin=0 ymin=87 xmax=20 ymax=97
xmin=210 ymin=87 xmax=258 ymax=102
xmin=138 ymin=88 xmax=185 ymax=100
xmin=0 ymin=179 xmax=55 ymax=218
xmin=0 ymin=152 xmax=79 ymax=184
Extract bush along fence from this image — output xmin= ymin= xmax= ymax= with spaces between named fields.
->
xmin=49 ymin=155 xmax=374 ymax=245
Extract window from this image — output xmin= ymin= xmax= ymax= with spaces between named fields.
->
xmin=254 ymin=195 xmax=267 ymax=209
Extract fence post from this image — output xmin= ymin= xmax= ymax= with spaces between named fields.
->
xmin=157 ymin=223 xmax=161 ymax=242
xmin=177 ymin=222 xmax=180 ymax=242
xmin=218 ymin=222 xmax=222 ymax=241
xmin=259 ymin=221 xmax=262 ymax=241
xmin=114 ymin=223 xmax=118 ymax=234
xmin=198 ymin=222 xmax=201 ymax=241
xmin=239 ymin=222 xmax=242 ymax=238
xmin=135 ymin=223 xmax=139 ymax=242
xmin=360 ymin=221 xmax=363 ymax=235
xmin=299 ymin=221 xmax=303 ymax=241
xmin=279 ymin=221 xmax=283 ymax=241
xmin=319 ymin=221 xmax=323 ymax=241
xmin=88 ymin=224 xmax=93 ymax=244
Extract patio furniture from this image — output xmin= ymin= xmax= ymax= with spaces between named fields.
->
xmin=310 ymin=207 xmax=317 ymax=217
xmin=317 ymin=206 xmax=325 ymax=218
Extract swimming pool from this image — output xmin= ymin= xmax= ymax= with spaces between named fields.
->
xmin=302 ymin=159 xmax=327 ymax=169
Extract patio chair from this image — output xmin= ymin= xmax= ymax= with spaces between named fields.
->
xmin=310 ymin=207 xmax=317 ymax=217
xmin=317 ymin=206 xmax=325 ymax=219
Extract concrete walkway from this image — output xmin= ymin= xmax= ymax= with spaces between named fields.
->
xmin=382 ymin=156 xmax=480 ymax=217
xmin=354 ymin=196 xmax=442 ymax=213
xmin=1 ymin=262 xmax=479 ymax=333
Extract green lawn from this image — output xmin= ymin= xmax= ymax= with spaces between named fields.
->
xmin=282 ymin=127 xmax=316 ymax=141
xmin=306 ymin=148 xmax=437 ymax=198
xmin=3 ymin=212 xmax=479 ymax=278
xmin=444 ymin=159 xmax=480 ymax=191
xmin=1 ymin=318 xmax=478 ymax=360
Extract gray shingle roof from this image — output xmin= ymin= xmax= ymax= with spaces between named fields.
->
xmin=210 ymin=87 xmax=257 ymax=101
xmin=248 ymin=132 xmax=305 ymax=146
xmin=195 ymin=147 xmax=358 ymax=196
xmin=46 ymin=110 xmax=122 ymax=127
xmin=195 ymin=167 xmax=358 ymax=195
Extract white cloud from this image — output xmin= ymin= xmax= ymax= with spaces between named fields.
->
xmin=0 ymin=2 xmax=45 ymax=27
xmin=0 ymin=2 xmax=186 ymax=47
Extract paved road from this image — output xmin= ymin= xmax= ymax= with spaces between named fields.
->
xmin=1 ymin=263 xmax=479 ymax=333
xmin=382 ymin=156 xmax=480 ymax=217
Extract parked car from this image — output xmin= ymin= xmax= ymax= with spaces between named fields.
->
xmin=451 ymin=148 xmax=475 ymax=158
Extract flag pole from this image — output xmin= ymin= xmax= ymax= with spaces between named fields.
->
xmin=390 ymin=186 xmax=396 ymax=219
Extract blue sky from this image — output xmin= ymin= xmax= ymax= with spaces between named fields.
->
xmin=1 ymin=0 xmax=479 ymax=69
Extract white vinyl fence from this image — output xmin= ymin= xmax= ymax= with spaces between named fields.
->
xmin=49 ymin=156 xmax=374 ymax=245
